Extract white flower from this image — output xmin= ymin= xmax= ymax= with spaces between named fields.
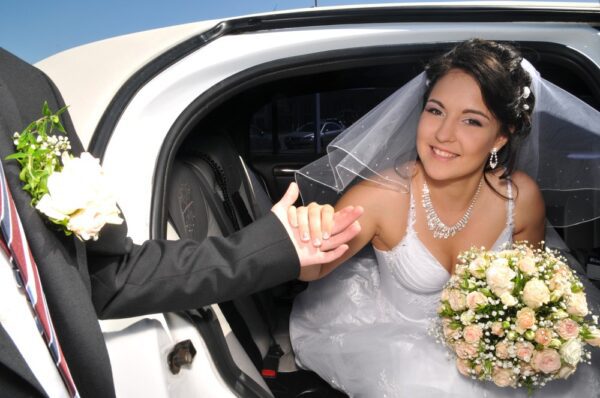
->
xmin=566 ymin=292 xmax=589 ymax=317
xmin=486 ymin=260 xmax=516 ymax=297
xmin=517 ymin=257 xmax=537 ymax=276
xmin=560 ymin=339 xmax=583 ymax=366
xmin=35 ymin=152 xmax=123 ymax=240
xmin=468 ymin=256 xmax=488 ymax=279
xmin=500 ymin=292 xmax=518 ymax=307
xmin=584 ymin=327 xmax=600 ymax=347
xmin=461 ymin=310 xmax=476 ymax=326
xmin=522 ymin=279 xmax=551 ymax=309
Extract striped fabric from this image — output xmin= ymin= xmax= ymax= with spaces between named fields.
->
xmin=0 ymin=161 xmax=79 ymax=398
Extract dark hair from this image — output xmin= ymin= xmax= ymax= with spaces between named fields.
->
xmin=423 ymin=39 xmax=535 ymax=193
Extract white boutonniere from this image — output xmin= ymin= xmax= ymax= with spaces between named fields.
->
xmin=7 ymin=102 xmax=123 ymax=241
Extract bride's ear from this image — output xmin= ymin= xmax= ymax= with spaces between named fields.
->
xmin=494 ymin=133 xmax=509 ymax=151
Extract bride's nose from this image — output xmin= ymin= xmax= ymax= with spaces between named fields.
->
xmin=434 ymin=117 xmax=457 ymax=143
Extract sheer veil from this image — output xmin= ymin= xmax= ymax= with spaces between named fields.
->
xmin=295 ymin=59 xmax=600 ymax=228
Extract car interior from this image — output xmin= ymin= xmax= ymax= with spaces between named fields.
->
xmin=163 ymin=42 xmax=600 ymax=398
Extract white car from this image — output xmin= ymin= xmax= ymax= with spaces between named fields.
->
xmin=5 ymin=1 xmax=600 ymax=397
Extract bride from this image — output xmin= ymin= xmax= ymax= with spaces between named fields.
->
xmin=289 ymin=39 xmax=600 ymax=397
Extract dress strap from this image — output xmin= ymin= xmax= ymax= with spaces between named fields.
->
xmin=506 ymin=178 xmax=515 ymax=230
xmin=407 ymin=188 xmax=417 ymax=233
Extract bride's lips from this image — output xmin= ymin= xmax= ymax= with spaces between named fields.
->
xmin=430 ymin=145 xmax=459 ymax=160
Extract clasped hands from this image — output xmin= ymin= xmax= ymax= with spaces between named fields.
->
xmin=271 ymin=183 xmax=362 ymax=268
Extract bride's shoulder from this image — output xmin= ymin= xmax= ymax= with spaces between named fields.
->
xmin=486 ymin=169 xmax=541 ymax=202
xmin=338 ymin=169 xmax=410 ymax=210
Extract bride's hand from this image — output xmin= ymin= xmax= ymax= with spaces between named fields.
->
xmin=271 ymin=183 xmax=362 ymax=267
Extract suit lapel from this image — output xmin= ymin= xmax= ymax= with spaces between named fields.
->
xmin=0 ymin=323 xmax=47 ymax=397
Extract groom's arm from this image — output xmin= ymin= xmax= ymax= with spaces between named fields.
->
xmin=88 ymin=212 xmax=300 ymax=319
xmin=87 ymin=184 xmax=362 ymax=319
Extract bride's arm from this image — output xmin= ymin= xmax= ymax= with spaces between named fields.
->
xmin=511 ymin=171 xmax=546 ymax=245
xmin=298 ymin=181 xmax=385 ymax=281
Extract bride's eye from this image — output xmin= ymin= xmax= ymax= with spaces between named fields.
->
xmin=425 ymin=107 xmax=443 ymax=116
xmin=464 ymin=118 xmax=483 ymax=127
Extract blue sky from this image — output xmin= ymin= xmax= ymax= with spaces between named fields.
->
xmin=3 ymin=1 xmax=594 ymax=64
xmin=1 ymin=0 xmax=380 ymax=64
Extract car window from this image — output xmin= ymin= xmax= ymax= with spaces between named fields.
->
xmin=249 ymin=87 xmax=393 ymax=154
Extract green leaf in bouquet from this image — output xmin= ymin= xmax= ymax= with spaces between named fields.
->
xmin=513 ymin=272 xmax=526 ymax=294
xmin=42 ymin=101 xmax=51 ymax=116
xmin=5 ymin=152 xmax=28 ymax=160
xmin=450 ymin=321 xmax=462 ymax=330
xmin=571 ymin=283 xmax=583 ymax=293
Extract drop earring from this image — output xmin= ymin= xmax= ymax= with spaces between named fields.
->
xmin=489 ymin=148 xmax=498 ymax=169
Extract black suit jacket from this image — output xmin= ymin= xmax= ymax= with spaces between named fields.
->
xmin=0 ymin=49 xmax=300 ymax=398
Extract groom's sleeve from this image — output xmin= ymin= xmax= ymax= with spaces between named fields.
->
xmin=86 ymin=212 xmax=300 ymax=319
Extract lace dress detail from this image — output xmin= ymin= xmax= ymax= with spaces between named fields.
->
xmin=289 ymin=182 xmax=600 ymax=397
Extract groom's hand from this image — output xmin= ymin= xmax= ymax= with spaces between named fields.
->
xmin=271 ymin=182 xmax=362 ymax=267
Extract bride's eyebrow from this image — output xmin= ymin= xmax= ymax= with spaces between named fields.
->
xmin=426 ymin=99 xmax=445 ymax=108
xmin=463 ymin=109 xmax=490 ymax=120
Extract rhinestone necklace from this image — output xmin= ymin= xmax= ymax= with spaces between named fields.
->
xmin=421 ymin=177 xmax=483 ymax=239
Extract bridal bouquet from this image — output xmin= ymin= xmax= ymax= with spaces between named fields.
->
xmin=7 ymin=102 xmax=122 ymax=241
xmin=435 ymin=243 xmax=599 ymax=392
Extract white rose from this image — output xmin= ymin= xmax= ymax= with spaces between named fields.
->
xmin=584 ymin=328 xmax=600 ymax=347
xmin=566 ymin=292 xmax=589 ymax=317
xmin=548 ymin=274 xmax=569 ymax=298
xmin=35 ymin=152 xmax=123 ymax=241
xmin=485 ymin=261 xmax=516 ymax=297
xmin=500 ymin=292 xmax=518 ymax=307
xmin=560 ymin=339 xmax=583 ymax=366
xmin=522 ymin=279 xmax=551 ymax=309
xmin=468 ymin=256 xmax=488 ymax=279
xmin=557 ymin=365 xmax=576 ymax=380
xmin=460 ymin=310 xmax=476 ymax=326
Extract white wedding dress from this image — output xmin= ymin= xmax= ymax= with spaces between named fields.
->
xmin=290 ymin=188 xmax=600 ymax=397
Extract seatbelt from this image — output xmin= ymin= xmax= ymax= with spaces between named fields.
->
xmin=197 ymin=154 xmax=284 ymax=378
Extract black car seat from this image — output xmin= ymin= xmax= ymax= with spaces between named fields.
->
xmin=167 ymin=132 xmax=348 ymax=398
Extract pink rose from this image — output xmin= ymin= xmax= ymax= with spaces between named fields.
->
xmin=442 ymin=318 xmax=462 ymax=340
xmin=448 ymin=289 xmax=467 ymax=311
xmin=492 ymin=367 xmax=515 ymax=387
xmin=519 ymin=361 xmax=535 ymax=377
xmin=515 ymin=341 xmax=535 ymax=362
xmin=534 ymin=328 xmax=553 ymax=346
xmin=455 ymin=341 xmax=479 ymax=360
xmin=466 ymin=291 xmax=488 ymax=310
xmin=463 ymin=325 xmax=483 ymax=344
xmin=554 ymin=318 xmax=580 ymax=340
xmin=491 ymin=321 xmax=505 ymax=337
xmin=517 ymin=257 xmax=537 ymax=276
xmin=531 ymin=349 xmax=562 ymax=374
xmin=495 ymin=340 xmax=511 ymax=360
xmin=456 ymin=358 xmax=471 ymax=377
xmin=516 ymin=307 xmax=536 ymax=333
